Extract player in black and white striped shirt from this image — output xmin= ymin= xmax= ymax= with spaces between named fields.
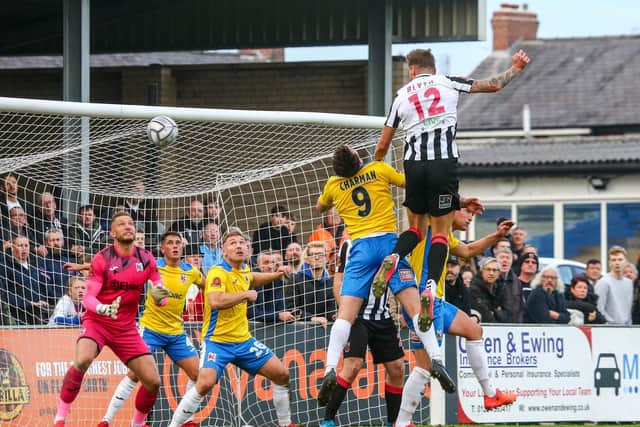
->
xmin=372 ymin=48 xmax=530 ymax=330
xmin=320 ymin=238 xmax=404 ymax=427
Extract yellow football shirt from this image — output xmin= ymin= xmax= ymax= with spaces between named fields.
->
xmin=139 ymin=259 xmax=203 ymax=335
xmin=202 ymin=261 xmax=253 ymax=343
xmin=409 ymin=228 xmax=460 ymax=299
xmin=318 ymin=161 xmax=404 ymax=240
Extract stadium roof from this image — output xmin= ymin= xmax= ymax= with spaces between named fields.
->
xmin=458 ymin=36 xmax=640 ymax=132
xmin=0 ymin=51 xmax=269 ymax=70
xmin=457 ymin=133 xmax=640 ymax=176
xmin=1 ymin=0 xmax=483 ymax=55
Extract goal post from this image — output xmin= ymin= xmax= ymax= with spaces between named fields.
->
xmin=0 ymin=96 xmax=442 ymax=427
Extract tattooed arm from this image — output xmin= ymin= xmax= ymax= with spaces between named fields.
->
xmin=471 ymin=49 xmax=530 ymax=93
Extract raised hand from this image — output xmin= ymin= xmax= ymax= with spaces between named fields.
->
xmin=512 ymin=49 xmax=530 ymax=71
xmin=496 ymin=219 xmax=515 ymax=237
xmin=461 ymin=197 xmax=485 ymax=215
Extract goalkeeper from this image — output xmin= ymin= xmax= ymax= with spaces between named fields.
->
xmin=97 ymin=231 xmax=204 ymax=427
xmin=53 ymin=212 xmax=169 ymax=427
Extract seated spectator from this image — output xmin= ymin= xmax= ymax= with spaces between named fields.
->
xmin=489 ymin=237 xmax=511 ymax=257
xmin=517 ymin=252 xmax=539 ymax=301
xmin=170 ymin=199 xmax=206 ymax=244
xmin=565 ymin=275 xmax=605 ymax=324
xmin=252 ymin=205 xmax=297 ymax=256
xmin=124 ymin=180 xmax=161 ymax=246
xmin=461 ymin=268 xmax=473 ymax=287
xmin=0 ymin=236 xmax=51 ymax=325
xmin=204 ymin=197 xmax=222 ymax=224
xmin=308 ymin=206 xmax=348 ymax=258
xmin=596 ymin=245 xmax=633 ymax=325
xmin=282 ymin=242 xmax=303 ymax=279
xmin=469 ymin=257 xmax=509 ymax=323
xmin=444 ymin=255 xmax=473 ymax=317
xmin=0 ymin=173 xmax=23 ymax=219
xmin=623 ymin=262 xmax=638 ymax=285
xmin=510 ymin=226 xmax=527 ymax=261
xmin=67 ymin=205 xmax=108 ymax=257
xmin=134 ymin=229 xmax=146 ymax=248
xmin=288 ymin=242 xmax=335 ymax=327
xmin=48 ymin=277 xmax=85 ymax=326
xmin=495 ymin=247 xmax=523 ymax=323
xmin=30 ymin=191 xmax=68 ymax=252
xmin=200 ymin=221 xmax=223 ymax=275
xmin=584 ymin=258 xmax=602 ymax=293
xmin=513 ymin=244 xmax=539 ymax=275
xmin=184 ymin=243 xmax=204 ymax=274
xmin=1 ymin=206 xmax=36 ymax=250
xmin=524 ymin=267 xmax=570 ymax=324
xmin=37 ymin=229 xmax=74 ymax=305
xmin=496 ymin=246 xmax=514 ymax=279
xmin=98 ymin=199 xmax=125 ymax=232
xmin=248 ymin=250 xmax=300 ymax=323
xmin=458 ymin=255 xmax=478 ymax=276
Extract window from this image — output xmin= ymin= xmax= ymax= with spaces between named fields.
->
xmin=474 ymin=205 xmax=510 ymax=244
xmin=607 ymin=203 xmax=640 ymax=257
xmin=564 ymin=204 xmax=601 ymax=263
xmin=517 ymin=205 xmax=553 ymax=257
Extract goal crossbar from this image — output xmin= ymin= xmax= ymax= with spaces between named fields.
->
xmin=0 ymin=96 xmax=385 ymax=129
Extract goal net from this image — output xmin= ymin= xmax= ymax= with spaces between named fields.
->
xmin=0 ymin=97 xmax=431 ymax=427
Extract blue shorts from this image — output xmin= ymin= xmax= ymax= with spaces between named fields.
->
xmin=140 ymin=327 xmax=198 ymax=362
xmin=403 ymin=298 xmax=459 ymax=350
xmin=342 ymin=233 xmax=417 ymax=299
xmin=200 ymin=337 xmax=274 ymax=381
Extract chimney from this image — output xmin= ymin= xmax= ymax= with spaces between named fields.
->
xmin=491 ymin=3 xmax=539 ymax=51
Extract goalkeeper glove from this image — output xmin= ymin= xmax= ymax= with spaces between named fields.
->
xmin=96 ymin=296 xmax=121 ymax=319
xmin=149 ymin=281 xmax=170 ymax=306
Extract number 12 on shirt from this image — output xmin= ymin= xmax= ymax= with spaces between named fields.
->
xmin=408 ymin=87 xmax=445 ymax=119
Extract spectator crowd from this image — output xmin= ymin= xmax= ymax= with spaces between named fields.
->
xmin=1 ymin=172 xmax=639 ymax=329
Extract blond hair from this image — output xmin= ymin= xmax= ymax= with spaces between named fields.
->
xmin=608 ymin=245 xmax=627 ymax=258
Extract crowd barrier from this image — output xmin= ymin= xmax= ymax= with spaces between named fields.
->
xmin=0 ymin=322 xmax=638 ymax=426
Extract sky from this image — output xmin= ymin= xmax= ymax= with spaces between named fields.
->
xmin=284 ymin=0 xmax=640 ymax=75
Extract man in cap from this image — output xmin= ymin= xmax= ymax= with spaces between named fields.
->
xmin=517 ymin=252 xmax=539 ymax=301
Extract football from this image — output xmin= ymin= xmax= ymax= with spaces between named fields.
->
xmin=147 ymin=115 xmax=178 ymax=146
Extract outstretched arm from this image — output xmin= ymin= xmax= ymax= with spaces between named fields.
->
xmin=470 ymin=49 xmax=530 ymax=93
xmin=451 ymin=219 xmax=515 ymax=259
xmin=252 ymin=271 xmax=285 ymax=288
xmin=374 ymin=126 xmax=396 ymax=161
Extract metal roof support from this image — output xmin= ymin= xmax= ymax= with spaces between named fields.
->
xmin=62 ymin=0 xmax=90 ymax=210
xmin=367 ymin=0 xmax=392 ymax=116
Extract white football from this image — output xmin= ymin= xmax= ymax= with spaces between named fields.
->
xmin=147 ymin=115 xmax=178 ymax=146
